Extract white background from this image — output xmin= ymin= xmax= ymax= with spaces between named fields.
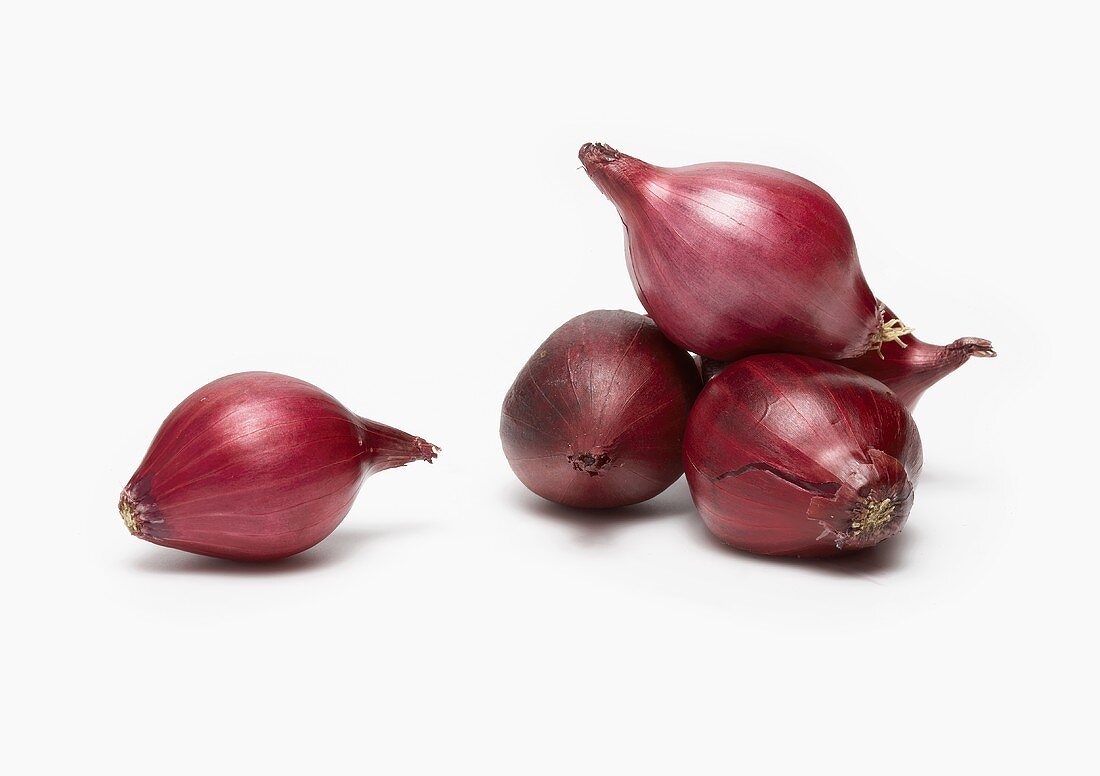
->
xmin=2 ymin=2 xmax=1095 ymax=773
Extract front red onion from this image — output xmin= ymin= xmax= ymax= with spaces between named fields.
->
xmin=501 ymin=310 xmax=701 ymax=508
xmin=837 ymin=304 xmax=995 ymax=410
xmin=119 ymin=372 xmax=438 ymax=561
xmin=579 ymin=142 xmax=903 ymax=362
xmin=684 ymin=355 xmax=922 ymax=557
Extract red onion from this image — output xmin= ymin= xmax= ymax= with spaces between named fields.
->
xmin=119 ymin=372 xmax=437 ymax=561
xmin=837 ymin=304 xmax=995 ymax=410
xmin=684 ymin=355 xmax=922 ymax=557
xmin=501 ymin=310 xmax=701 ymax=508
xmin=579 ymin=142 xmax=906 ymax=362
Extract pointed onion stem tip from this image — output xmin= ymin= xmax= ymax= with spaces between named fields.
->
xmin=415 ymin=438 xmax=441 ymax=463
xmin=949 ymin=337 xmax=997 ymax=358
xmin=578 ymin=142 xmax=624 ymax=168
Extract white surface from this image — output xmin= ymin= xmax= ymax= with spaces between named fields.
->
xmin=2 ymin=2 xmax=1094 ymax=773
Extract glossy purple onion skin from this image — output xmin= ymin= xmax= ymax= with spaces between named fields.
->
xmin=120 ymin=372 xmax=436 ymax=561
xmin=684 ymin=355 xmax=922 ymax=557
xmin=579 ymin=143 xmax=881 ymax=362
xmin=501 ymin=310 xmax=702 ymax=508
xmin=838 ymin=305 xmax=995 ymax=410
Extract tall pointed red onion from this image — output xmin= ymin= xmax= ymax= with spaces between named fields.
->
xmin=579 ymin=142 xmax=905 ymax=362
xmin=837 ymin=304 xmax=995 ymax=410
xmin=119 ymin=372 xmax=437 ymax=561
xmin=501 ymin=310 xmax=701 ymax=508
xmin=684 ymin=355 xmax=922 ymax=557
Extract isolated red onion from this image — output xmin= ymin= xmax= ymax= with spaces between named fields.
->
xmin=119 ymin=372 xmax=437 ymax=561
xmin=837 ymin=304 xmax=995 ymax=410
xmin=579 ymin=143 xmax=906 ymax=362
xmin=684 ymin=355 xmax=922 ymax=557
xmin=501 ymin=310 xmax=701 ymax=508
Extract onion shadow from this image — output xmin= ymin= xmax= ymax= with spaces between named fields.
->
xmin=510 ymin=477 xmax=697 ymax=546
xmin=125 ymin=523 xmax=429 ymax=576
xmin=683 ymin=514 xmax=914 ymax=581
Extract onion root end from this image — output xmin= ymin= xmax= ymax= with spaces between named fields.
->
xmin=568 ymin=450 xmax=613 ymax=477
xmin=118 ymin=494 xmax=142 ymax=536
xmin=872 ymin=317 xmax=916 ymax=358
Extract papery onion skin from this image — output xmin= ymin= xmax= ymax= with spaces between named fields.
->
xmin=684 ymin=355 xmax=922 ymax=557
xmin=837 ymin=304 xmax=995 ymax=410
xmin=701 ymin=305 xmax=996 ymax=411
xmin=119 ymin=372 xmax=437 ymax=561
xmin=579 ymin=142 xmax=884 ymax=362
xmin=501 ymin=310 xmax=702 ymax=508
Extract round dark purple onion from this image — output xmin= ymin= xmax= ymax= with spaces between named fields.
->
xmin=501 ymin=310 xmax=701 ymax=508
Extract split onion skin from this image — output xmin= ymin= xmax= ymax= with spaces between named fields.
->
xmin=501 ymin=310 xmax=702 ymax=508
xmin=702 ymin=304 xmax=996 ymax=411
xmin=684 ymin=355 xmax=922 ymax=557
xmin=579 ymin=142 xmax=883 ymax=362
xmin=119 ymin=372 xmax=437 ymax=561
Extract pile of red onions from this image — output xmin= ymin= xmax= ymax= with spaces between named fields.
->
xmin=498 ymin=142 xmax=992 ymax=558
xmin=120 ymin=372 xmax=437 ymax=561
xmin=120 ymin=142 xmax=993 ymax=564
